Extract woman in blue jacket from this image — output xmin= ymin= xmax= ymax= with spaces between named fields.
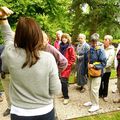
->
xmin=84 ymin=33 xmax=106 ymax=112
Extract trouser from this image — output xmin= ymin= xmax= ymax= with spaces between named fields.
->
xmin=61 ymin=77 xmax=69 ymax=99
xmin=1 ymin=74 xmax=11 ymax=108
xmin=0 ymin=92 xmax=2 ymax=96
xmin=88 ymin=76 xmax=101 ymax=106
xmin=117 ymin=77 xmax=120 ymax=94
xmin=11 ymin=109 xmax=55 ymax=120
xmin=99 ymin=72 xmax=111 ymax=97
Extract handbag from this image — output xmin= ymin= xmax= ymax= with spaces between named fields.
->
xmin=88 ymin=67 xmax=101 ymax=77
xmin=88 ymin=48 xmax=101 ymax=77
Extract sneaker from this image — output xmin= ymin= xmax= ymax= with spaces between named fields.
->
xmin=112 ymin=89 xmax=118 ymax=93
xmin=83 ymin=102 xmax=92 ymax=107
xmin=3 ymin=108 xmax=10 ymax=117
xmin=80 ymin=88 xmax=86 ymax=93
xmin=0 ymin=96 xmax=3 ymax=102
xmin=88 ymin=105 xmax=99 ymax=112
xmin=63 ymin=99 xmax=69 ymax=105
xmin=103 ymin=97 xmax=108 ymax=102
xmin=113 ymin=99 xmax=120 ymax=103
xmin=117 ymin=106 xmax=120 ymax=110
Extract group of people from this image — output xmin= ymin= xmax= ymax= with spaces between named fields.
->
xmin=0 ymin=6 xmax=120 ymax=120
xmin=54 ymin=30 xmax=119 ymax=113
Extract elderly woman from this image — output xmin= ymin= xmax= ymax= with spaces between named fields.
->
xmin=99 ymin=35 xmax=115 ymax=102
xmin=54 ymin=30 xmax=63 ymax=50
xmin=84 ymin=33 xmax=106 ymax=112
xmin=76 ymin=33 xmax=90 ymax=92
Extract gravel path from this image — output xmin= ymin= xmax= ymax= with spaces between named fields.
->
xmin=0 ymin=79 xmax=120 ymax=120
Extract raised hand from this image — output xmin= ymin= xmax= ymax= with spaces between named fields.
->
xmin=0 ymin=7 xmax=13 ymax=18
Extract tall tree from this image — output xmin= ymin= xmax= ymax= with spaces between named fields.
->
xmin=71 ymin=0 xmax=120 ymax=42
xmin=0 ymin=0 xmax=72 ymax=43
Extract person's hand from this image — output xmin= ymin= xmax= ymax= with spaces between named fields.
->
xmin=88 ymin=63 xmax=94 ymax=68
xmin=0 ymin=7 xmax=13 ymax=18
xmin=76 ymin=55 xmax=79 ymax=59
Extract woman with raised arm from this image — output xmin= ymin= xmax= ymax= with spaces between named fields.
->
xmin=0 ymin=7 xmax=61 ymax=120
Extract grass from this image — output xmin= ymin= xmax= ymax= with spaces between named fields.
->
xmin=72 ymin=111 xmax=120 ymax=120
xmin=0 ymin=80 xmax=3 ymax=92
xmin=69 ymin=68 xmax=117 ymax=84
xmin=110 ymin=69 xmax=116 ymax=79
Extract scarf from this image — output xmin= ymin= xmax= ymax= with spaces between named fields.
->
xmin=60 ymin=42 xmax=69 ymax=55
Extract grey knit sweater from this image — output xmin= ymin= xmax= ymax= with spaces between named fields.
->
xmin=0 ymin=24 xmax=61 ymax=109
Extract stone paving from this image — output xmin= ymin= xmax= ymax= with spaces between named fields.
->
xmin=0 ymin=79 xmax=120 ymax=120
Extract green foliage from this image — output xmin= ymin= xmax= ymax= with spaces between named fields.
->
xmin=74 ymin=111 xmax=120 ymax=120
xmin=71 ymin=0 xmax=120 ymax=42
xmin=0 ymin=0 xmax=72 ymax=43
xmin=0 ymin=0 xmax=120 ymax=44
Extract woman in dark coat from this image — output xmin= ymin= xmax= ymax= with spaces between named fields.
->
xmin=76 ymin=34 xmax=90 ymax=92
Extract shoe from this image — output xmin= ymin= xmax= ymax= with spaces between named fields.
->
xmin=83 ymin=102 xmax=92 ymax=107
xmin=80 ymin=88 xmax=86 ymax=93
xmin=113 ymin=99 xmax=120 ymax=103
xmin=3 ymin=108 xmax=10 ymax=116
xmin=99 ymin=95 xmax=103 ymax=98
xmin=63 ymin=99 xmax=69 ymax=105
xmin=88 ymin=105 xmax=99 ymax=112
xmin=117 ymin=107 xmax=120 ymax=110
xmin=112 ymin=89 xmax=118 ymax=93
xmin=103 ymin=97 xmax=108 ymax=102
xmin=0 ymin=96 xmax=3 ymax=102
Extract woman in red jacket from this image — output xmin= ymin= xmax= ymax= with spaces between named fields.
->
xmin=59 ymin=33 xmax=76 ymax=105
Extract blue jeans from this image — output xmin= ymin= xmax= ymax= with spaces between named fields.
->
xmin=11 ymin=109 xmax=55 ymax=120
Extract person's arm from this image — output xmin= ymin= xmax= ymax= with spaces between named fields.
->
xmin=49 ymin=54 xmax=61 ymax=95
xmin=94 ymin=49 xmax=107 ymax=69
xmin=0 ymin=7 xmax=14 ymax=45
xmin=46 ymin=44 xmax=68 ymax=72
xmin=115 ymin=44 xmax=120 ymax=69
xmin=0 ymin=7 xmax=14 ymax=73
xmin=105 ymin=47 xmax=115 ymax=68
xmin=67 ymin=46 xmax=76 ymax=67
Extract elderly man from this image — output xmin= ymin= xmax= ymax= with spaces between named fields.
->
xmin=99 ymin=35 xmax=115 ymax=102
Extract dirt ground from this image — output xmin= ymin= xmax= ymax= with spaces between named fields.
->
xmin=0 ymin=79 xmax=120 ymax=120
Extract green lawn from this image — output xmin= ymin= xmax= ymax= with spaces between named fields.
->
xmin=110 ymin=69 xmax=117 ymax=79
xmin=72 ymin=111 xmax=120 ymax=120
xmin=69 ymin=68 xmax=117 ymax=84
xmin=0 ymin=80 xmax=3 ymax=92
